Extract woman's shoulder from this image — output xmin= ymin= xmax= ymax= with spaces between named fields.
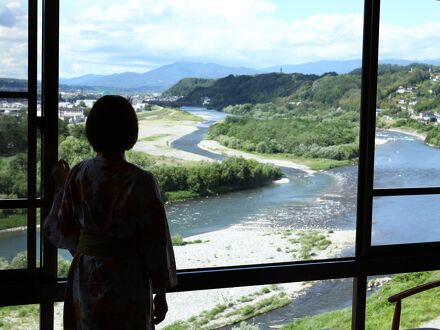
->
xmin=125 ymin=162 xmax=158 ymax=185
xmin=125 ymin=164 xmax=162 ymax=201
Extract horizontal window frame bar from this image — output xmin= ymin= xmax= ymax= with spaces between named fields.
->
xmin=369 ymin=241 xmax=440 ymax=256
xmin=373 ymin=187 xmax=440 ymax=197
xmin=2 ymin=252 xmax=440 ymax=306
xmin=0 ymin=91 xmax=28 ymax=99
xmin=0 ymin=198 xmax=44 ymax=209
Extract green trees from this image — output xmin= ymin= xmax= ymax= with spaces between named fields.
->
xmin=208 ymin=114 xmax=359 ymax=161
xmin=59 ymin=136 xmax=94 ymax=166
xmin=0 ymin=113 xmax=27 ymax=156
xmin=151 ymin=157 xmax=282 ymax=201
xmin=173 ymin=73 xmax=319 ymax=109
xmin=0 ymin=252 xmax=70 ymax=277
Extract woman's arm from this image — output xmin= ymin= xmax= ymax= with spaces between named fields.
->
xmin=43 ymin=160 xmax=80 ymax=255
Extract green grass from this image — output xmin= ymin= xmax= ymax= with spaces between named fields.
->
xmin=171 ymin=234 xmax=207 ymax=246
xmin=232 ymin=150 xmax=355 ymax=171
xmin=232 ymin=293 xmax=290 ymax=320
xmin=0 ymin=210 xmax=40 ymax=231
xmin=139 ymin=134 xmax=172 ymax=142
xmin=136 ymin=107 xmax=203 ymax=122
xmin=164 ymin=286 xmax=288 ymax=329
xmin=282 ymin=271 xmax=440 ymax=330
xmin=165 ymin=190 xmax=200 ymax=202
xmin=0 ymin=304 xmax=39 ymax=329
xmin=282 ymin=230 xmax=331 ymax=260
xmin=164 ymin=182 xmax=274 ymax=203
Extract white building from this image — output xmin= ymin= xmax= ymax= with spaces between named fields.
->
xmin=58 ymin=101 xmax=74 ymax=108
xmin=59 ymin=107 xmax=85 ymax=123
xmin=74 ymin=99 xmax=96 ymax=108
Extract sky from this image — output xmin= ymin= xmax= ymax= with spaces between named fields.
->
xmin=1 ymin=0 xmax=440 ymax=78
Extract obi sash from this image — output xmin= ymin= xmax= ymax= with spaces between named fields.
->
xmin=77 ymin=229 xmax=137 ymax=258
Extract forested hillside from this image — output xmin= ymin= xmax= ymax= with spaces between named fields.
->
xmin=162 ymin=78 xmax=215 ymax=97
xmin=174 ymin=73 xmax=319 ymax=109
xmin=164 ymin=63 xmax=440 ymax=169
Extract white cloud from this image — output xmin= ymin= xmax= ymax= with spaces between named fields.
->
xmin=379 ymin=21 xmax=440 ymax=60
xmin=59 ymin=1 xmax=366 ymax=76
xmin=0 ymin=1 xmax=27 ymax=78
xmin=2 ymin=0 xmax=440 ymax=79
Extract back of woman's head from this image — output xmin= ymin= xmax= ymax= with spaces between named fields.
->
xmin=86 ymin=95 xmax=138 ymax=153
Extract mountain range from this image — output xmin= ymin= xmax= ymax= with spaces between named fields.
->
xmin=40 ymin=58 xmax=440 ymax=92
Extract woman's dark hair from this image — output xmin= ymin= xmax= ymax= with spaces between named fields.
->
xmin=86 ymin=95 xmax=138 ymax=153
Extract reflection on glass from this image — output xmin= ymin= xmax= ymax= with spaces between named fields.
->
xmin=0 ymin=98 xmax=27 ymax=199
xmin=0 ymin=0 xmax=28 ymax=87
xmin=0 ymin=304 xmax=39 ymax=329
xmin=161 ymin=279 xmax=352 ymax=329
xmin=375 ymin=1 xmax=440 ymax=188
xmin=372 ymin=195 xmax=440 ymax=245
xmin=0 ymin=209 xmax=27 ymax=269
xmin=366 ymin=270 xmax=440 ymax=330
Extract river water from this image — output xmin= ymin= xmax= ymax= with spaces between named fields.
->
xmin=1 ymin=107 xmax=440 ymax=326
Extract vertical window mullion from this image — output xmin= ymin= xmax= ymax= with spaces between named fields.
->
xmin=353 ymin=0 xmax=381 ymax=329
xmin=41 ymin=0 xmax=60 ymax=329
xmin=27 ymin=0 xmax=38 ymax=271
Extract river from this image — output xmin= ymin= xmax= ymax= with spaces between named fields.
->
xmin=1 ymin=107 xmax=440 ymax=326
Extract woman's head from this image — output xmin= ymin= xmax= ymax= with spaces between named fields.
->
xmin=86 ymin=95 xmax=138 ymax=153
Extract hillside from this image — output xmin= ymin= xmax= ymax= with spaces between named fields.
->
xmin=174 ymin=73 xmax=320 ymax=109
xmin=165 ymin=63 xmax=440 ymax=112
xmin=0 ymin=78 xmax=27 ymax=91
xmin=192 ymin=63 xmax=440 ymax=169
xmin=56 ymin=59 xmax=440 ymax=92
xmin=162 ymin=78 xmax=215 ymax=97
xmin=60 ymin=62 xmax=258 ymax=91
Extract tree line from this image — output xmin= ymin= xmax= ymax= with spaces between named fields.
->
xmin=0 ymin=119 xmax=282 ymax=202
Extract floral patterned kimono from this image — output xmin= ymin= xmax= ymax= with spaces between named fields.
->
xmin=44 ymin=155 xmax=177 ymax=330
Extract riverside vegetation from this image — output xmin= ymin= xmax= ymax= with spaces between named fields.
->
xmin=167 ymin=63 xmax=440 ymax=170
xmin=0 ymin=107 xmax=281 ymax=231
xmin=282 ymin=270 xmax=440 ymax=330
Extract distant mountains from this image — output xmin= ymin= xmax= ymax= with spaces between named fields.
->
xmin=5 ymin=59 xmax=440 ymax=93
xmin=60 ymin=62 xmax=258 ymax=92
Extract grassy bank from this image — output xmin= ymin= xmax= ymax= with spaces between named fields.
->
xmin=0 ymin=210 xmax=40 ymax=232
xmin=164 ymin=180 xmax=280 ymax=203
xmin=136 ymin=106 xmax=203 ymax=122
xmin=252 ymin=151 xmax=355 ymax=171
xmin=0 ymin=305 xmax=39 ymax=330
xmin=163 ymin=285 xmax=290 ymax=329
xmin=282 ymin=270 xmax=440 ymax=330
xmin=281 ymin=230 xmax=332 ymax=260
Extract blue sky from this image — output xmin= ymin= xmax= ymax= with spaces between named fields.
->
xmin=272 ymin=0 xmax=439 ymax=26
xmin=1 ymin=0 xmax=440 ymax=78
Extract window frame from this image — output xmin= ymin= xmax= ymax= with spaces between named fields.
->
xmin=1 ymin=1 xmax=440 ymax=329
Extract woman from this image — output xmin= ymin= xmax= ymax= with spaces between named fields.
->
xmin=44 ymin=95 xmax=177 ymax=329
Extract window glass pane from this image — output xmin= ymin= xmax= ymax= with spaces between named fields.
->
xmin=374 ymin=0 xmax=440 ymax=188
xmin=0 ymin=304 xmax=39 ymax=329
xmin=372 ymin=195 xmax=440 ymax=245
xmin=58 ymin=0 xmax=364 ymax=268
xmin=0 ymin=98 xmax=27 ymax=199
xmin=366 ymin=270 xmax=440 ymax=330
xmin=0 ymin=0 xmax=28 ymax=90
xmin=160 ymin=279 xmax=352 ymax=329
xmin=0 ymin=209 xmax=27 ymax=269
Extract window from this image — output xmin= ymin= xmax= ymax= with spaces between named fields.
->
xmin=372 ymin=0 xmax=440 ymax=246
xmin=1 ymin=1 xmax=440 ymax=329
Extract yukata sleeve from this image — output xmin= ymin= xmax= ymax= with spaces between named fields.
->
xmin=138 ymin=173 xmax=177 ymax=292
xmin=43 ymin=167 xmax=81 ymax=256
